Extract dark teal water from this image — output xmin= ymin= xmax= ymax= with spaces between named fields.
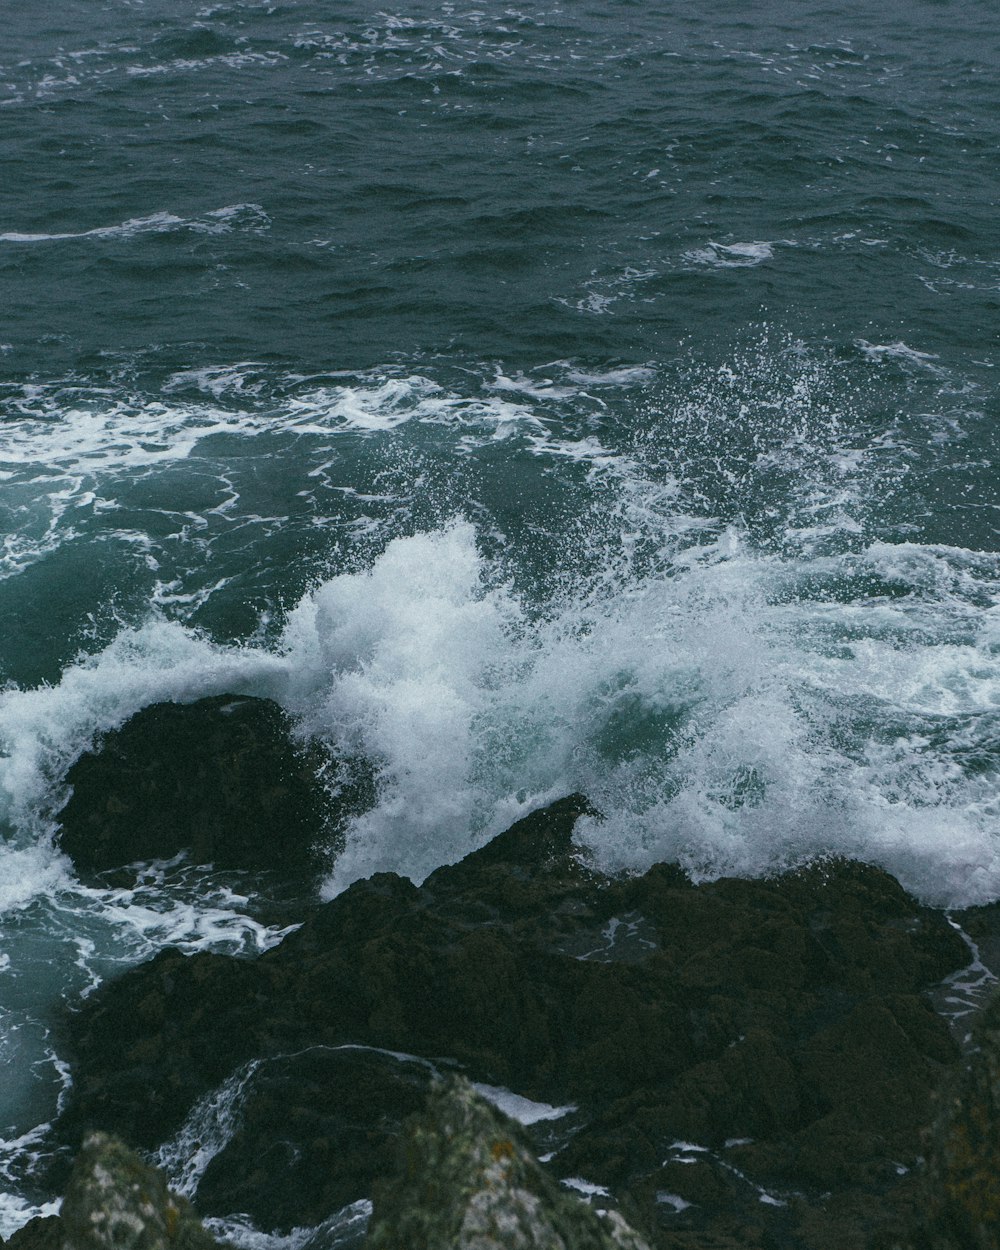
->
xmin=1 ymin=0 xmax=1000 ymax=1234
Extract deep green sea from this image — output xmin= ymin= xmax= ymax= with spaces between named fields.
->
xmin=1 ymin=0 xmax=999 ymax=1234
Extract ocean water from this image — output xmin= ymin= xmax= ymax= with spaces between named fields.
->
xmin=2 ymin=0 xmax=1000 ymax=1234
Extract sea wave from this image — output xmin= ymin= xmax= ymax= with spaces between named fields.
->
xmin=1 ymin=519 xmax=999 ymax=910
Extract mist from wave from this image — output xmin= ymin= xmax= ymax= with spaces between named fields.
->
xmin=0 ymin=341 xmax=997 ymax=913
xmin=2 ymin=512 xmax=999 ymax=914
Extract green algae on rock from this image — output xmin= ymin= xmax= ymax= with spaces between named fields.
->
xmin=367 ymin=1076 xmax=651 ymax=1250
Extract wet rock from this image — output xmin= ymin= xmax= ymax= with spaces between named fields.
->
xmin=366 ymin=1076 xmax=652 ymax=1250
xmin=884 ymin=988 xmax=1000 ymax=1250
xmin=54 ymin=797 xmax=971 ymax=1249
xmin=193 ymin=1046 xmax=436 ymax=1229
xmin=6 ymin=1218 xmax=61 ymax=1250
xmin=56 ymin=695 xmax=333 ymax=876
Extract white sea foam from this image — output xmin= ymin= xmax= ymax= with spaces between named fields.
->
xmin=0 ymin=1122 xmax=62 ymax=1238
xmin=0 ymin=213 xmax=184 ymax=243
xmin=1 ymin=516 xmax=999 ymax=909
xmin=0 ymin=371 xmax=564 ymax=583
xmin=684 ymin=241 xmax=775 ymax=268
xmin=560 ymin=1177 xmax=611 ymax=1198
xmin=156 ymin=1058 xmax=264 ymax=1198
xmin=261 ymin=522 xmax=994 ymax=906
xmin=564 ymin=365 xmax=656 ymax=387
xmin=471 ymin=1083 xmax=576 ymax=1125
xmin=0 ymin=204 xmax=269 ymax=244
xmin=203 ymin=1202 xmax=373 ymax=1250
xmin=855 ymin=340 xmax=944 ymax=372
xmin=0 ymin=1193 xmax=61 ymax=1241
xmin=278 ymin=524 xmax=529 ymax=888
xmin=0 ymin=366 xmax=682 ymax=675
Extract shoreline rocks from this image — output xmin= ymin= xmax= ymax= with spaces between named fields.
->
xmin=51 ymin=795 xmax=976 ymax=1249
xmin=56 ymin=695 xmax=337 ymax=878
xmin=367 ymin=1075 xmax=652 ymax=1250
xmin=9 ymin=1134 xmax=218 ymax=1250
xmin=887 ymin=988 xmax=1000 ymax=1250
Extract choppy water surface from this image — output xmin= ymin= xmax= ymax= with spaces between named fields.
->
xmin=2 ymin=0 xmax=999 ymax=1235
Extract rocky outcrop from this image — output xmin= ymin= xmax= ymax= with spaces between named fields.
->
xmin=5 ymin=1218 xmax=61 ymax=1250
xmin=56 ymin=695 xmax=336 ymax=877
xmin=367 ymin=1076 xmax=651 ymax=1250
xmin=53 ymin=795 xmax=972 ymax=1249
xmin=192 ymin=1045 xmax=436 ymax=1229
xmin=882 ymin=988 xmax=1000 ymax=1250
xmin=9 ymin=1134 xmax=216 ymax=1250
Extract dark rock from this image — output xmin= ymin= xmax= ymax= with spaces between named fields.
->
xmin=56 ymin=695 xmax=334 ymax=876
xmin=882 ymin=988 xmax=1000 ymax=1250
xmin=366 ymin=1076 xmax=652 ymax=1250
xmin=6 ymin=1218 xmax=61 ymax=1250
xmin=194 ymin=1046 xmax=436 ymax=1228
xmin=53 ymin=797 xmax=972 ymax=1249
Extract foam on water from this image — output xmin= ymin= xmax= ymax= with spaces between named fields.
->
xmin=0 ymin=205 xmax=269 ymax=244
xmin=471 ymin=1083 xmax=576 ymax=1126
xmin=249 ymin=519 xmax=1000 ymax=907
xmin=0 ymin=1198 xmax=61 ymax=1241
xmin=203 ymin=1202 xmax=373 ymax=1250
xmin=683 ymin=241 xmax=776 ymax=268
xmin=2 ymin=511 xmax=999 ymax=912
xmin=0 ymin=368 xmax=590 ymax=586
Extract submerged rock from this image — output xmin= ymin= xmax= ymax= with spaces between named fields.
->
xmin=366 ymin=1076 xmax=651 ymax=1250
xmin=56 ymin=695 xmax=333 ymax=876
xmin=54 ymin=796 xmax=971 ymax=1249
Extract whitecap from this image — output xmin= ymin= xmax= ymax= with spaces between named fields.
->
xmin=0 ymin=204 xmax=269 ymax=245
xmin=855 ymin=340 xmax=944 ymax=372
xmin=683 ymin=241 xmax=775 ymax=268
xmin=203 ymin=1202 xmax=373 ymax=1250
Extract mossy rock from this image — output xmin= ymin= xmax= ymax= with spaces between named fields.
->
xmin=367 ymin=1077 xmax=652 ymax=1250
xmin=29 ymin=1133 xmax=217 ymax=1250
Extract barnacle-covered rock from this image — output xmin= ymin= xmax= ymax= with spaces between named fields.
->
xmin=9 ymin=1134 xmax=217 ymax=1250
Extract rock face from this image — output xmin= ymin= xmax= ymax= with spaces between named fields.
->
xmin=5 ymin=1218 xmax=61 ymax=1250
xmin=54 ymin=795 xmax=972 ymax=1249
xmin=10 ymin=1134 xmax=216 ymax=1250
xmin=885 ymin=989 xmax=1000 ymax=1250
xmin=192 ymin=1045 xmax=436 ymax=1230
xmin=56 ymin=696 xmax=332 ymax=876
xmin=367 ymin=1076 xmax=651 ymax=1250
